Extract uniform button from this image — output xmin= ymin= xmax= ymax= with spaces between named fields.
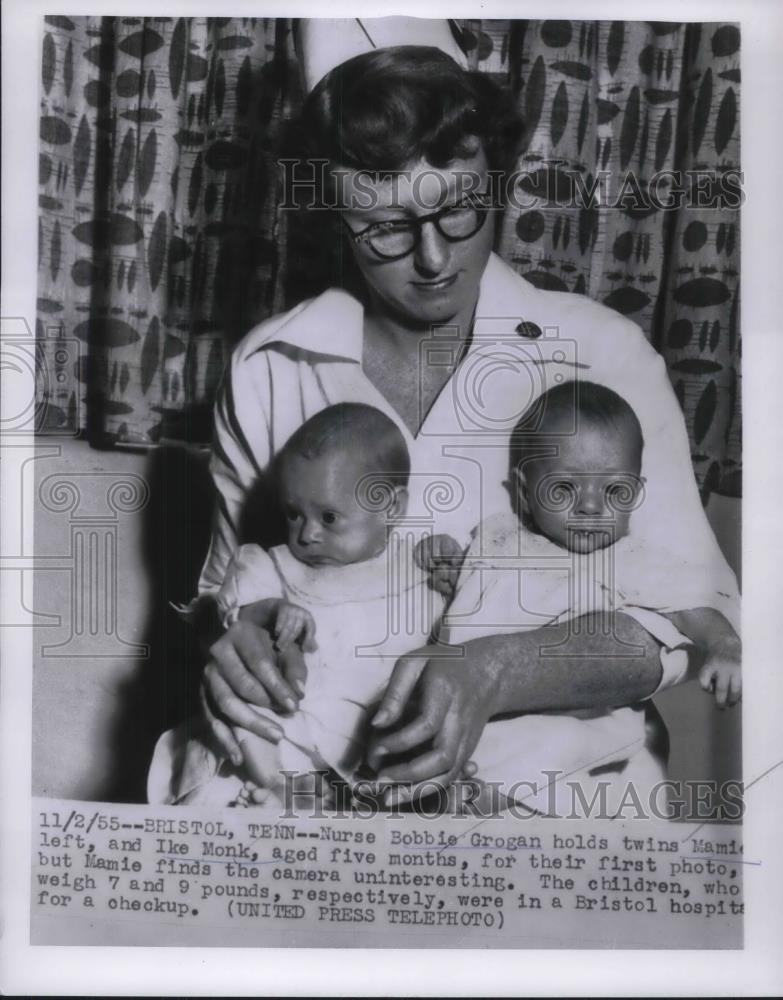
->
xmin=516 ymin=320 xmax=542 ymax=339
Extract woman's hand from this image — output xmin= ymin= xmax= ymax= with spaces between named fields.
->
xmin=365 ymin=640 xmax=504 ymax=798
xmin=200 ymin=619 xmax=307 ymax=765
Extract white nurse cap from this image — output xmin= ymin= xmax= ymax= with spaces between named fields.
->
xmin=296 ymin=17 xmax=469 ymax=94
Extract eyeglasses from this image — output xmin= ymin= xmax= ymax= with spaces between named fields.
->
xmin=342 ymin=194 xmax=494 ymax=262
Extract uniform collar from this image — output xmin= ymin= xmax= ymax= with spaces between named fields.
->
xmin=475 ymin=251 xmax=538 ymax=324
xmin=242 ymin=253 xmax=536 ymax=363
xmin=242 ymin=288 xmax=365 ymax=362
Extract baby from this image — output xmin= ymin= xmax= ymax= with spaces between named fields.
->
xmin=150 ymin=388 xmax=740 ymax=813
xmin=148 ymin=403 xmax=444 ymax=809
xmin=421 ymin=380 xmax=741 ymax=810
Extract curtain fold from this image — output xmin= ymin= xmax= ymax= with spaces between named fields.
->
xmin=482 ymin=19 xmax=740 ymax=498
xmin=37 ymin=15 xmax=301 ymax=444
xmin=36 ymin=17 xmax=740 ymax=497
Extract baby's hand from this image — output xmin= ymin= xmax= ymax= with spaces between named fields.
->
xmin=274 ymin=601 xmax=317 ymax=653
xmin=234 ymin=781 xmax=275 ymax=808
xmin=698 ymin=643 xmax=741 ymax=708
xmin=415 ymin=533 xmax=465 ymax=597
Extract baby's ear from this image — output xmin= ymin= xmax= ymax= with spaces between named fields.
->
xmin=388 ymin=485 xmax=409 ymax=520
xmin=514 ymin=467 xmax=531 ymax=510
xmin=631 ymin=473 xmax=646 ymax=504
xmin=503 ymin=467 xmax=529 ymax=519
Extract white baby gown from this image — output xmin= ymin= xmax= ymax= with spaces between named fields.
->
xmin=148 ymin=532 xmax=444 ymax=805
xmin=436 ymin=511 xmax=726 ymax=814
xmin=149 ymin=512 xmax=721 ymax=814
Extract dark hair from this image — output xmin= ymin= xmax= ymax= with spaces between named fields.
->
xmin=510 ymin=381 xmax=644 ymax=472
xmin=280 ymin=46 xmax=524 ymax=303
xmin=298 ymin=45 xmax=524 ymax=190
xmin=278 ymin=403 xmax=411 ymax=484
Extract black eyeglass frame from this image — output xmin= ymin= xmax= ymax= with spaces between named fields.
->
xmin=340 ymin=193 xmax=496 ymax=262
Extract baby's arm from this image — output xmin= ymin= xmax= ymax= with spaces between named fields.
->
xmin=238 ymin=599 xmax=316 ymax=652
xmin=662 ymin=607 xmax=741 ymax=708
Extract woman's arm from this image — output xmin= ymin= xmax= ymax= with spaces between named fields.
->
xmin=197 ymin=358 xmax=268 ymax=595
xmin=193 ymin=357 xmax=307 ymax=763
xmin=366 ymin=610 xmax=661 ymax=786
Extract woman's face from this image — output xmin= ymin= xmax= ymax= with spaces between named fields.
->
xmin=337 ymin=145 xmax=494 ymax=328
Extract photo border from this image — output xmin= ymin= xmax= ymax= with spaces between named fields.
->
xmin=3 ymin=0 xmax=781 ymax=994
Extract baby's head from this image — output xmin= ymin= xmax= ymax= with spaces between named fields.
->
xmin=275 ymin=403 xmax=409 ymax=567
xmin=510 ymin=381 xmax=644 ymax=553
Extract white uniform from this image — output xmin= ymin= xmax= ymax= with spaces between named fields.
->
xmin=154 ymin=253 xmax=740 ymax=811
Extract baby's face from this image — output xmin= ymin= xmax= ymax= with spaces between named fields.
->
xmin=278 ymin=450 xmax=397 ymax=567
xmin=521 ymin=426 xmax=643 ymax=554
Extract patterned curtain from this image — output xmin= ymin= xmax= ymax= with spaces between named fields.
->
xmin=37 ymin=17 xmax=740 ymax=497
xmin=466 ymin=19 xmax=741 ymax=498
xmin=37 ymin=16 xmax=301 ymax=444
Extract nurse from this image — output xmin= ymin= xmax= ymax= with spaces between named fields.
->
xmin=188 ymin=24 xmax=738 ymax=807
